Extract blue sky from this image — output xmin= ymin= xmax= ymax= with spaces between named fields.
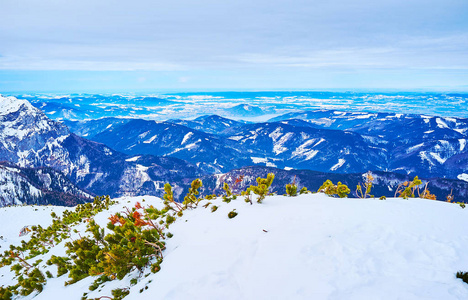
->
xmin=1 ymin=0 xmax=467 ymax=92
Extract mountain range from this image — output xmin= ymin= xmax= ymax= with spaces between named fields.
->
xmin=1 ymin=95 xmax=467 ymax=206
xmin=0 ymin=96 xmax=202 ymax=204
xmin=69 ymin=109 xmax=468 ymax=180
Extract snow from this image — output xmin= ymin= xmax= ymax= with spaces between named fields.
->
xmin=3 ymin=195 xmax=468 ymax=299
xmin=0 ymin=205 xmax=68 ymax=250
xmin=136 ymin=164 xmax=149 ymax=171
xmin=0 ymin=96 xmax=31 ymax=116
xmin=133 ymin=195 xmax=468 ymax=299
xmin=407 ymin=142 xmax=425 ymax=153
xmin=459 ymin=139 xmax=466 ymax=152
xmin=457 ymin=174 xmax=468 ymax=182
xmin=138 ymin=131 xmax=151 ymax=140
xmin=419 ymin=151 xmax=435 ymax=166
xmin=436 ymin=118 xmax=449 ymax=129
xmin=430 ymin=152 xmax=447 ymax=164
xmin=0 ymin=166 xmax=43 ymax=206
xmin=268 ymin=127 xmax=283 ymax=140
xmin=314 ymin=138 xmax=325 ymax=147
xmin=184 ymin=140 xmax=200 ymax=150
xmin=125 ymin=156 xmax=141 ymax=162
xmin=251 ymin=157 xmax=268 ymax=164
xmin=272 ymin=132 xmax=293 ymax=155
xmin=352 ymin=113 xmax=375 ymax=119
xmin=307 ymin=118 xmax=334 ymax=127
xmin=445 ymin=117 xmax=457 ymax=123
xmin=103 ymin=147 xmax=113 ymax=156
xmin=143 ymin=134 xmax=158 ymax=144
xmin=330 ymin=158 xmax=346 ymax=171
xmin=181 ymin=132 xmax=194 ymax=145
xmin=302 ymin=149 xmax=319 ymax=161
xmin=291 ymin=139 xmax=320 ymax=161
xmin=228 ymin=135 xmax=244 ymax=141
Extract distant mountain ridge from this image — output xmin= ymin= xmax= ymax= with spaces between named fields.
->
xmin=270 ymin=110 xmax=468 ymax=178
xmin=169 ymin=115 xmax=248 ymax=135
xmin=93 ymin=119 xmax=251 ymax=173
xmin=74 ymin=109 xmax=468 ymax=179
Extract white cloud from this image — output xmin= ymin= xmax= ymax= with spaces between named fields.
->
xmin=0 ymin=0 xmax=467 ymax=90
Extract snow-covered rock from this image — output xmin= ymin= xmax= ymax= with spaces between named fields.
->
xmin=0 ymin=162 xmax=92 ymax=206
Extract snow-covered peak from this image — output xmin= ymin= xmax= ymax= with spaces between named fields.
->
xmin=0 ymin=95 xmax=34 ymax=116
xmin=0 ymin=95 xmax=73 ymax=169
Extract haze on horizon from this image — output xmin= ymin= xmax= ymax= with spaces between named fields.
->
xmin=1 ymin=0 xmax=467 ymax=93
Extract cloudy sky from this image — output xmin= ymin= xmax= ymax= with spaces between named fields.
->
xmin=1 ymin=0 xmax=467 ymax=92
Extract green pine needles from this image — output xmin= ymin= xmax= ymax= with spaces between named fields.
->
xmin=243 ymin=173 xmax=275 ymax=204
xmin=183 ymin=179 xmax=203 ymax=208
xmin=457 ymin=271 xmax=468 ymax=284
xmin=318 ymin=180 xmax=350 ymax=198
xmin=228 ymin=210 xmax=238 ymax=219
xmin=222 ymin=183 xmax=235 ymax=203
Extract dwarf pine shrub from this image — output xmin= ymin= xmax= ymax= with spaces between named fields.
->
xmin=0 ymin=286 xmax=13 ymax=300
xmin=457 ymin=271 xmax=468 ymax=284
xmin=447 ymin=190 xmax=454 ymax=202
xmin=318 ymin=180 xmax=350 ymax=198
xmin=0 ymin=196 xmax=115 ymax=298
xmin=223 ymin=183 xmax=234 ymax=203
xmin=394 ymin=176 xmax=422 ymax=199
xmin=418 ymin=182 xmax=437 ymax=200
xmin=111 ymin=288 xmax=130 ymax=300
xmin=286 ymin=184 xmax=297 ymax=196
xmin=205 ymin=194 xmax=216 ymax=200
xmin=0 ymin=194 xmax=180 ymax=299
xmin=163 ymin=183 xmax=183 ymax=212
xmin=89 ymin=275 xmax=111 ymax=291
xmin=183 ymin=179 xmax=203 ymax=208
xmin=46 ymin=255 xmax=71 ymax=277
xmin=243 ymin=173 xmax=275 ymax=204
xmin=228 ymin=210 xmax=238 ymax=219
xmin=47 ymin=201 xmax=169 ymax=288
xmin=17 ymin=267 xmax=46 ymax=296
xmin=285 ymin=176 xmax=298 ymax=196
xmin=356 ymin=171 xmax=374 ymax=198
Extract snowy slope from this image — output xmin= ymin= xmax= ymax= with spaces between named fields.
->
xmin=0 ymin=165 xmax=42 ymax=206
xmin=0 ymin=205 xmax=69 ymax=249
xmin=2 ymin=194 xmax=468 ymax=299
xmin=0 ymin=162 xmax=92 ymax=207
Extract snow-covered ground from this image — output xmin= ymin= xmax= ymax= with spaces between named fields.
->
xmin=2 ymin=194 xmax=468 ymax=299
